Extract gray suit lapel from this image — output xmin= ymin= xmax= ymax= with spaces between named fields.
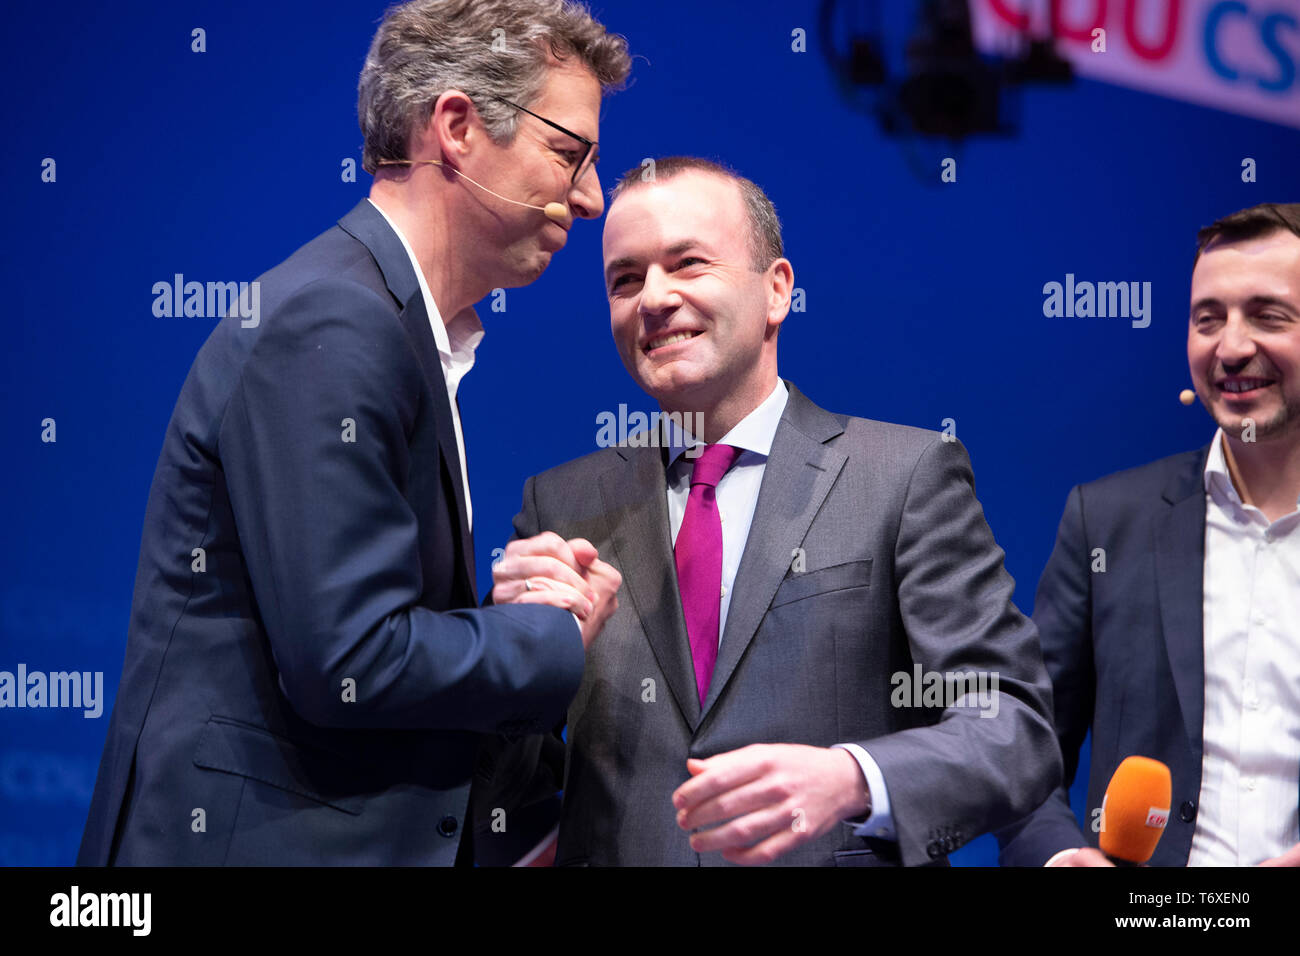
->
xmin=598 ymin=442 xmax=702 ymax=728
xmin=1153 ymin=447 xmax=1210 ymax=752
xmin=702 ymin=384 xmax=847 ymax=719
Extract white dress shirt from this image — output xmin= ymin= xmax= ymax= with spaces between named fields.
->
xmin=662 ymin=379 xmax=896 ymax=841
xmin=1187 ymin=429 xmax=1300 ymax=865
xmin=366 ymin=198 xmax=483 ymax=529
xmin=1050 ymin=431 xmax=1300 ymax=868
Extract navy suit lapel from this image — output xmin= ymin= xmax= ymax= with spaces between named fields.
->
xmin=598 ymin=440 xmax=704 ymax=729
xmin=337 ymin=200 xmax=476 ymax=599
xmin=1153 ymin=446 xmax=1210 ymax=754
xmin=403 ymin=290 xmax=476 ymax=599
xmin=702 ymin=383 xmax=846 ymax=720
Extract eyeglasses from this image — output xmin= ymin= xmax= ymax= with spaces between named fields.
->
xmin=493 ymin=95 xmax=598 ymax=185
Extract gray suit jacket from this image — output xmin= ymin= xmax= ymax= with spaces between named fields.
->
xmin=501 ymin=382 xmax=1060 ymax=866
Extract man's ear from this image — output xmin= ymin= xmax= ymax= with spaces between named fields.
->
xmin=765 ymin=258 xmax=794 ymax=333
xmin=423 ymin=89 xmax=476 ymax=165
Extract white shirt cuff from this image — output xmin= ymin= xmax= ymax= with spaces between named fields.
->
xmin=833 ymin=743 xmax=896 ymax=841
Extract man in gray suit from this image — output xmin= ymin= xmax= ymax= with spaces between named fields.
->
xmin=489 ymin=157 xmax=1060 ymax=866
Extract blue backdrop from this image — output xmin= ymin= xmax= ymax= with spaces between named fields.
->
xmin=2 ymin=0 xmax=1296 ymax=866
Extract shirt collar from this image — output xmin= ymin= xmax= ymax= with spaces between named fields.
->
xmin=1204 ymin=427 xmax=1300 ymax=511
xmin=365 ymin=198 xmax=484 ymax=363
xmin=1203 ymin=429 xmax=1239 ymax=505
xmin=665 ymin=379 xmax=789 ymax=467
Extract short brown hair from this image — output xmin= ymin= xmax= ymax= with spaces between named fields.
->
xmin=1195 ymin=202 xmax=1300 ymax=263
xmin=608 ymin=156 xmax=784 ymax=270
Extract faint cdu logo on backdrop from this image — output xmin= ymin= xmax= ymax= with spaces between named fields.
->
xmin=972 ymin=0 xmax=1300 ymax=131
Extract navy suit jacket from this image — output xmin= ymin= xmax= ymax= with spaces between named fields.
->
xmin=78 ymin=200 xmax=584 ymax=866
xmin=999 ymin=446 xmax=1217 ymax=865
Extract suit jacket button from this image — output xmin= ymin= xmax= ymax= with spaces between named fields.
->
xmin=927 ymin=841 xmax=942 ymax=859
xmin=1179 ymin=801 xmax=1196 ymax=823
xmin=437 ymin=815 xmax=459 ymax=838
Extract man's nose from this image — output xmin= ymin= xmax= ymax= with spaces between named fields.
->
xmin=638 ymin=265 xmax=681 ymax=316
xmin=568 ymin=165 xmax=604 ymax=220
xmin=1217 ymin=313 xmax=1258 ymax=368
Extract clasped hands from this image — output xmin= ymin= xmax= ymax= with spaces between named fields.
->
xmin=491 ymin=532 xmax=622 ymax=650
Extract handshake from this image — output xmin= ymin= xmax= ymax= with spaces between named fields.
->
xmin=491 ymin=532 xmax=623 ymax=651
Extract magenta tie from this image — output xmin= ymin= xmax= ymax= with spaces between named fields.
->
xmin=675 ymin=443 xmax=743 ymax=706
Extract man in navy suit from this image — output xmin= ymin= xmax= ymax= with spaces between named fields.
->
xmin=78 ymin=0 xmax=629 ymax=866
xmin=999 ymin=203 xmax=1300 ymax=867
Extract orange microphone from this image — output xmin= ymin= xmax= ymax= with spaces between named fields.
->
xmin=1099 ymin=756 xmax=1172 ymax=865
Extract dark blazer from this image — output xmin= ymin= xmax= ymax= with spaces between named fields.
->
xmin=497 ymin=383 xmax=1060 ymax=866
xmin=998 ymin=446 xmax=1217 ymax=866
xmin=78 ymin=200 xmax=584 ymax=866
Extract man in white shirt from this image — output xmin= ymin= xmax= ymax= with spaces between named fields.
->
xmin=488 ymin=157 xmax=1060 ymax=866
xmin=998 ymin=202 xmax=1300 ymax=867
xmin=79 ymin=0 xmax=627 ymax=866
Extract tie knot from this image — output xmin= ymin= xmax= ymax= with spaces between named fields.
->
xmin=688 ymin=443 xmax=742 ymax=489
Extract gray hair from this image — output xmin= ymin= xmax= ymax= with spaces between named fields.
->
xmin=358 ymin=0 xmax=631 ymax=175
xmin=608 ymin=156 xmax=784 ymax=271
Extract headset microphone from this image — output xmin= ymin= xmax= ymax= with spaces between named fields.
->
xmin=1179 ymin=389 xmax=1196 ymax=406
xmin=376 ymin=159 xmax=568 ymax=224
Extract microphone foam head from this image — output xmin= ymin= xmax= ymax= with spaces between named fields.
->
xmin=1099 ymin=756 xmax=1172 ymax=864
xmin=543 ymin=202 xmax=568 ymax=224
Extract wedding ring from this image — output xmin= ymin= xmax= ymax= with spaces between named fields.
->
xmin=524 ymin=578 xmax=534 ymax=592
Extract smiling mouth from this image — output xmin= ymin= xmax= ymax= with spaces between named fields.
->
xmin=643 ymin=330 xmax=701 ymax=353
xmin=1217 ymin=377 xmax=1275 ymax=396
